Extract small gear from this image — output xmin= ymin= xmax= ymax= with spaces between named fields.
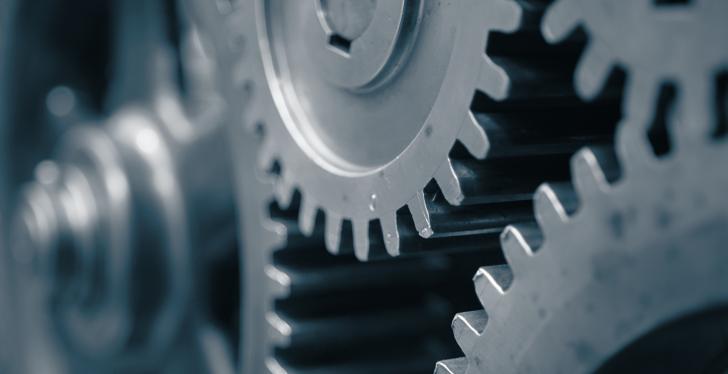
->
xmin=543 ymin=0 xmax=728 ymax=144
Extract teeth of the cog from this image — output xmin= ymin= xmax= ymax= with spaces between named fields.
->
xmin=543 ymin=0 xmax=728 ymax=138
xmin=436 ymin=0 xmax=728 ymax=366
xmin=262 ymin=200 xmax=502 ymax=373
xmin=243 ymin=0 xmax=624 ymax=260
xmin=439 ymin=128 xmax=728 ymax=373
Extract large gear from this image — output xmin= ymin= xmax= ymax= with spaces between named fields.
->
xmin=437 ymin=1 xmax=728 ymax=371
xmin=543 ymin=0 xmax=728 ymax=146
xmin=437 ymin=105 xmax=728 ymax=374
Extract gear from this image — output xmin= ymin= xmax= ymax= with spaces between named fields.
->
xmin=244 ymin=0 xmax=527 ymax=260
xmin=438 ymin=123 xmax=728 ymax=374
xmin=191 ymin=0 xmax=624 ymax=371
xmin=543 ymin=0 xmax=728 ymax=145
xmin=239 ymin=0 xmax=623 ymax=261
xmin=193 ymin=0 xmax=621 ymax=272
xmin=436 ymin=47 xmax=728 ymax=374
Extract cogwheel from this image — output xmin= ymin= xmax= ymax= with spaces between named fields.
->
xmin=208 ymin=0 xmax=621 ymax=261
xmin=436 ymin=52 xmax=728 ymax=374
xmin=438 ymin=123 xmax=728 ymax=373
xmin=236 ymin=0 xmax=636 ymax=262
xmin=244 ymin=0 xmax=527 ymax=260
xmin=543 ymin=0 xmax=728 ymax=147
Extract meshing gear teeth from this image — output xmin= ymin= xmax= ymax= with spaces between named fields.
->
xmin=242 ymin=0 xmax=523 ymax=260
xmin=230 ymin=115 xmax=475 ymax=373
xmin=190 ymin=0 xmax=621 ymax=371
xmin=543 ymin=0 xmax=728 ymax=145
xmin=438 ymin=118 xmax=728 ymax=373
xmin=437 ymin=1 xmax=728 ymax=369
xmin=231 ymin=0 xmax=619 ymax=261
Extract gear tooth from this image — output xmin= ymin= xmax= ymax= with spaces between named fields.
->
xmin=572 ymin=148 xmax=610 ymax=199
xmin=616 ymin=118 xmax=655 ymax=173
xmin=435 ymin=159 xmax=465 ymax=206
xmin=407 ymin=190 xmax=433 ymax=238
xmin=624 ymin=74 xmax=659 ymax=129
xmin=478 ymin=56 xmax=511 ymax=101
xmin=575 ymin=41 xmax=614 ymax=100
xmin=265 ymin=264 xmax=291 ymax=298
xmin=617 ymin=75 xmax=660 ymax=171
xmin=274 ymin=177 xmax=294 ymax=209
xmin=452 ymin=310 xmax=487 ymax=354
xmin=380 ymin=213 xmax=400 ymax=257
xmin=298 ymin=196 xmax=317 ymax=236
xmin=488 ymin=0 xmax=522 ymax=33
xmin=353 ymin=219 xmax=370 ymax=261
xmin=534 ymin=183 xmax=573 ymax=231
xmin=457 ymin=112 xmax=490 ymax=159
xmin=474 ymin=265 xmax=513 ymax=310
xmin=500 ymin=225 xmax=537 ymax=273
xmin=324 ymin=213 xmax=343 ymax=254
xmin=435 ymin=357 xmax=468 ymax=374
xmin=676 ymin=77 xmax=712 ymax=144
xmin=266 ymin=218 xmax=289 ymax=249
xmin=541 ymin=0 xmax=580 ymax=43
xmin=265 ymin=357 xmax=287 ymax=374
xmin=265 ymin=311 xmax=292 ymax=348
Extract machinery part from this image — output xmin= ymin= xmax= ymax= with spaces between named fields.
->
xmin=0 ymin=1 xmax=114 ymax=371
xmin=191 ymin=3 xmax=499 ymax=371
xmin=12 ymin=113 xmax=190 ymax=370
xmin=1 ymin=0 xmax=237 ymax=372
xmin=227 ymin=0 xmax=621 ymax=261
xmin=191 ymin=0 xmax=623 ymax=371
xmin=227 ymin=96 xmax=489 ymax=374
xmin=436 ymin=31 xmax=728 ymax=374
xmin=543 ymin=0 xmax=728 ymax=148
xmin=437 ymin=116 xmax=728 ymax=374
xmin=245 ymin=0 xmax=517 ymax=260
